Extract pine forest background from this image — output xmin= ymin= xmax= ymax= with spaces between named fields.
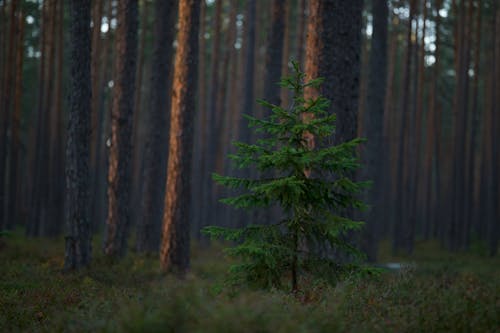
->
xmin=0 ymin=0 xmax=499 ymax=266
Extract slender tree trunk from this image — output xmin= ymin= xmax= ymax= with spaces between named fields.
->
xmin=104 ymin=0 xmax=138 ymax=257
xmin=130 ymin=0 xmax=150 ymax=231
xmin=361 ymin=0 xmax=388 ymax=262
xmin=7 ymin=8 xmax=24 ymax=229
xmin=423 ymin=0 xmax=443 ymax=240
xmin=451 ymin=0 xmax=471 ymax=251
xmin=192 ymin=0 xmax=206 ymax=238
xmin=329 ymin=0 xmax=363 ymax=146
xmin=64 ymin=0 xmax=92 ymax=270
xmin=137 ymin=0 xmax=178 ymax=253
xmin=201 ymin=0 xmax=222 ymax=228
xmin=489 ymin=1 xmax=500 ymax=256
xmin=0 ymin=0 xmax=18 ymax=230
xmin=160 ymin=0 xmax=200 ymax=274
xmin=296 ymin=0 xmax=306 ymax=68
xmin=394 ymin=0 xmax=415 ymax=254
xmin=263 ymin=0 xmax=286 ymax=108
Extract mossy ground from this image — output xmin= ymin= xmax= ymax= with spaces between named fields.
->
xmin=1 ymin=230 xmax=499 ymax=332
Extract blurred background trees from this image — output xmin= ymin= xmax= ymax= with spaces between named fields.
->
xmin=0 ymin=0 xmax=498 ymax=266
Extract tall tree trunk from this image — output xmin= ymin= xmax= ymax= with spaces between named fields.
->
xmin=451 ymin=0 xmax=471 ymax=251
xmin=192 ymin=0 xmax=206 ymax=238
xmin=137 ymin=0 xmax=177 ymax=254
xmin=0 ymin=0 xmax=18 ymax=230
xmin=7 ymin=7 xmax=24 ymax=230
xmin=329 ymin=0 xmax=363 ymax=146
xmin=104 ymin=0 xmax=138 ymax=257
xmin=361 ymin=0 xmax=388 ymax=262
xmin=296 ymin=0 xmax=306 ymax=68
xmin=394 ymin=0 xmax=415 ymax=254
xmin=489 ymin=1 xmax=500 ymax=256
xmin=383 ymin=14 xmax=399 ymax=238
xmin=64 ymin=0 xmax=92 ymax=270
xmin=130 ymin=0 xmax=150 ymax=231
xmin=160 ymin=0 xmax=200 ymax=274
xmin=468 ymin=0 xmax=482 ymax=243
xmin=263 ymin=0 xmax=286 ymax=108
xmin=201 ymin=0 xmax=223 ymax=228
xmin=423 ymin=0 xmax=443 ymax=240
xmin=240 ymin=0 xmax=256 ymax=145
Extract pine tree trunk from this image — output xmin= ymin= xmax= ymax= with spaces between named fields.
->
xmin=7 ymin=8 xmax=24 ymax=230
xmin=360 ymin=0 xmax=388 ymax=262
xmin=263 ymin=0 xmax=286 ymax=108
xmin=0 ymin=0 xmax=18 ymax=230
xmin=160 ymin=0 xmax=200 ymax=274
xmin=104 ymin=0 xmax=138 ymax=257
xmin=64 ymin=0 xmax=92 ymax=270
xmin=137 ymin=0 xmax=177 ymax=253
xmin=467 ymin=0 xmax=482 ymax=246
xmin=394 ymin=0 xmax=415 ymax=254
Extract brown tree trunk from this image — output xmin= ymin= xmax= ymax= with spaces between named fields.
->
xmin=64 ymin=0 xmax=92 ymax=270
xmin=104 ymin=0 xmax=138 ymax=257
xmin=160 ymin=0 xmax=200 ymax=274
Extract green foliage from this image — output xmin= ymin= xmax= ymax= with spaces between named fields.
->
xmin=203 ymin=62 xmax=370 ymax=291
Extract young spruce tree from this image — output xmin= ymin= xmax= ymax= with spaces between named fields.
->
xmin=204 ymin=62 xmax=368 ymax=292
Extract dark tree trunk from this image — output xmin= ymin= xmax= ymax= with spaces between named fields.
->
xmin=160 ymin=0 xmax=200 ymax=274
xmin=137 ymin=0 xmax=177 ymax=254
xmin=201 ymin=0 xmax=222 ymax=228
xmin=329 ymin=0 xmax=363 ymax=146
xmin=64 ymin=0 xmax=92 ymax=270
xmin=104 ymin=0 xmax=138 ymax=257
xmin=361 ymin=0 xmax=388 ymax=262
xmin=394 ymin=0 xmax=415 ymax=254
xmin=1 ymin=0 xmax=18 ymax=230
xmin=263 ymin=0 xmax=286 ymax=108
xmin=7 ymin=8 xmax=24 ymax=230
xmin=296 ymin=0 xmax=306 ymax=68
xmin=240 ymin=0 xmax=256 ymax=145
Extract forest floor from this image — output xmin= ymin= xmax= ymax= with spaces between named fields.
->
xmin=0 ymin=230 xmax=499 ymax=332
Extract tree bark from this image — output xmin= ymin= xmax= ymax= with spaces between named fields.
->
xmin=104 ymin=0 xmax=138 ymax=257
xmin=64 ymin=0 xmax=92 ymax=270
xmin=160 ymin=0 xmax=200 ymax=274
xmin=137 ymin=0 xmax=178 ymax=253
xmin=361 ymin=0 xmax=388 ymax=262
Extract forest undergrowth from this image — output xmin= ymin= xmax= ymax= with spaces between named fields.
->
xmin=1 ymin=229 xmax=499 ymax=332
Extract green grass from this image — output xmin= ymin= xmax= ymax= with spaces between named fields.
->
xmin=1 ymin=231 xmax=499 ymax=332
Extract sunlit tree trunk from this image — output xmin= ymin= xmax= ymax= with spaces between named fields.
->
xmin=160 ymin=0 xmax=200 ymax=274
